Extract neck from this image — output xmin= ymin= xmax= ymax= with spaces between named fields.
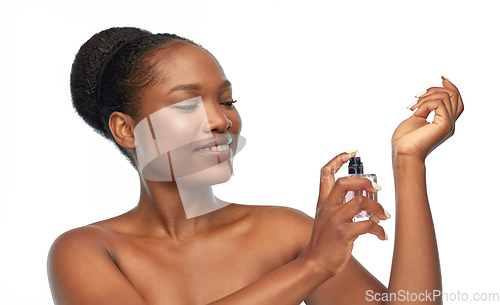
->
xmin=123 ymin=150 xmax=236 ymax=240
xmin=130 ymin=173 xmax=229 ymax=241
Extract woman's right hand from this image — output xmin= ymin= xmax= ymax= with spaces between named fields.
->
xmin=300 ymin=151 xmax=389 ymax=278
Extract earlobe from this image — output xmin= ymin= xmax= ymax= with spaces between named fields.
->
xmin=108 ymin=112 xmax=137 ymax=150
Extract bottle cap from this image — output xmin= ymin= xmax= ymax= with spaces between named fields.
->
xmin=348 ymin=157 xmax=364 ymax=174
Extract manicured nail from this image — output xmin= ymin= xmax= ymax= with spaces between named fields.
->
xmin=372 ymin=181 xmax=382 ymax=191
xmin=406 ymin=101 xmax=418 ymax=109
xmin=441 ymin=76 xmax=452 ymax=82
xmin=385 ymin=233 xmax=389 ymax=241
xmin=345 ymin=149 xmax=359 ymax=154
xmin=384 ymin=210 xmax=392 ymax=219
xmin=415 ymin=89 xmax=427 ymax=98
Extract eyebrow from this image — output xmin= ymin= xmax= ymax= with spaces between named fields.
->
xmin=219 ymin=80 xmax=232 ymax=90
xmin=166 ymin=80 xmax=232 ymax=96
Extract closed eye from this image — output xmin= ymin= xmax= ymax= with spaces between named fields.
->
xmin=172 ymin=104 xmax=199 ymax=111
xmin=220 ymin=100 xmax=237 ymax=108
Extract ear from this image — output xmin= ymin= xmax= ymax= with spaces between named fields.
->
xmin=108 ymin=111 xmax=136 ymax=150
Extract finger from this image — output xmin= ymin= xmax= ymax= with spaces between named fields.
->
xmin=411 ymin=91 xmax=454 ymax=119
xmin=418 ymin=86 xmax=457 ymax=101
xmin=327 ymin=176 xmax=381 ymax=207
xmin=318 ymin=150 xmax=357 ymax=206
xmin=441 ymin=76 xmax=465 ymax=119
xmin=441 ymin=76 xmax=458 ymax=91
xmin=346 ymin=219 xmax=387 ymax=241
xmin=415 ymin=78 xmax=464 ymax=120
xmin=423 ymin=89 xmax=459 ymax=120
xmin=340 ymin=194 xmax=388 ymax=222
xmin=323 ymin=150 xmax=359 ymax=179
xmin=369 ymin=214 xmax=380 ymax=224
xmin=413 ymin=98 xmax=452 ymax=129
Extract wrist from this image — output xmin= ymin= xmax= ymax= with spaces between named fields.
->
xmin=392 ymin=151 xmax=426 ymax=170
xmin=296 ymin=249 xmax=335 ymax=282
xmin=392 ymin=152 xmax=427 ymax=193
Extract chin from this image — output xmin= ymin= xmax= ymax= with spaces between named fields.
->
xmin=178 ymin=159 xmax=233 ymax=187
xmin=139 ymin=152 xmax=233 ymax=184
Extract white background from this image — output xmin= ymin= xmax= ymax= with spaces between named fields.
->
xmin=1 ymin=0 xmax=499 ymax=304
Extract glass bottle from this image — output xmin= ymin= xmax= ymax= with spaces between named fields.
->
xmin=342 ymin=157 xmax=377 ymax=219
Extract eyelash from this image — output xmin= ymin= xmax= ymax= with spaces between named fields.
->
xmin=220 ymin=100 xmax=237 ymax=108
xmin=173 ymin=105 xmax=198 ymax=110
xmin=173 ymin=100 xmax=237 ymax=111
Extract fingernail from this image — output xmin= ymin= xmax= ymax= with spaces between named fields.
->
xmin=345 ymin=149 xmax=359 ymax=154
xmin=372 ymin=181 xmax=382 ymax=191
xmin=384 ymin=210 xmax=392 ymax=219
xmin=385 ymin=233 xmax=389 ymax=241
xmin=415 ymin=89 xmax=427 ymax=98
xmin=406 ymin=101 xmax=418 ymax=109
xmin=441 ymin=75 xmax=452 ymax=82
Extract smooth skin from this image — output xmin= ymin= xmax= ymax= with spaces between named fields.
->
xmin=48 ymin=41 xmax=464 ymax=304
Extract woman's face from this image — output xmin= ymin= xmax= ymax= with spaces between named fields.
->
xmin=133 ymin=41 xmax=242 ymax=185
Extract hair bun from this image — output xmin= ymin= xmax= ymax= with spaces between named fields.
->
xmin=70 ymin=27 xmax=151 ymax=138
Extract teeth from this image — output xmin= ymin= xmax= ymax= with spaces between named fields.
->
xmin=218 ymin=144 xmax=229 ymax=151
xmin=197 ymin=144 xmax=230 ymax=152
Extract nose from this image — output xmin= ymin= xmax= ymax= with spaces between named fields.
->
xmin=202 ymin=101 xmax=232 ymax=133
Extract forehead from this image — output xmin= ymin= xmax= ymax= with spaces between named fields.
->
xmin=151 ymin=41 xmax=226 ymax=85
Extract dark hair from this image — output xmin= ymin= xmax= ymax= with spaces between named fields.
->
xmin=70 ymin=27 xmax=198 ymax=166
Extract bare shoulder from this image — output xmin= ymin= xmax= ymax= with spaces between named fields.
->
xmin=251 ymin=205 xmax=313 ymax=227
xmin=47 ymin=225 xmax=115 ymax=288
xmin=48 ymin=225 xmax=147 ymax=305
xmin=48 ymin=225 xmax=115 ymax=261
xmin=234 ymin=204 xmax=315 ymax=258
xmin=51 ymin=223 xmax=111 ymax=242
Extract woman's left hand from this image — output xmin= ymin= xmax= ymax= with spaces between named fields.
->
xmin=392 ymin=77 xmax=464 ymax=162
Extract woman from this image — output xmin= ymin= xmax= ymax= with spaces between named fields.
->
xmin=48 ymin=27 xmax=464 ymax=304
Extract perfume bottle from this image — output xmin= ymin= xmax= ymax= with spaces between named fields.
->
xmin=342 ymin=157 xmax=377 ymax=218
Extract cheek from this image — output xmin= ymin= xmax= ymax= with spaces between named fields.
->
xmin=229 ymin=109 xmax=242 ymax=133
xmin=149 ymin=113 xmax=205 ymax=151
xmin=164 ymin=117 xmax=197 ymax=134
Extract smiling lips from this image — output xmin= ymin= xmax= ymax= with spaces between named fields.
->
xmin=194 ymin=137 xmax=233 ymax=162
xmin=195 ymin=143 xmax=230 ymax=153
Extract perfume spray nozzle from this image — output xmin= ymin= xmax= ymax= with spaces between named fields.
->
xmin=348 ymin=157 xmax=364 ymax=174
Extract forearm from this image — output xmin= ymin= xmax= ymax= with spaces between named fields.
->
xmin=208 ymin=255 xmax=330 ymax=305
xmin=388 ymin=155 xmax=441 ymax=303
